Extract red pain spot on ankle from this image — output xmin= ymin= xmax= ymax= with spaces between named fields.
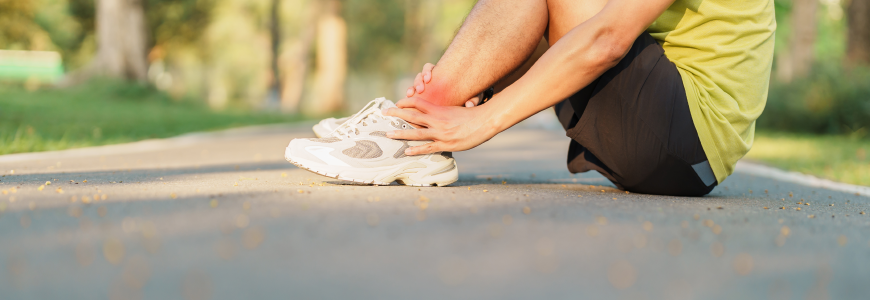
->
xmin=414 ymin=83 xmax=460 ymax=107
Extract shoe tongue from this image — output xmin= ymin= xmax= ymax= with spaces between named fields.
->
xmin=378 ymin=99 xmax=397 ymax=110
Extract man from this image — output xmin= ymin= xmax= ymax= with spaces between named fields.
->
xmin=286 ymin=0 xmax=776 ymax=196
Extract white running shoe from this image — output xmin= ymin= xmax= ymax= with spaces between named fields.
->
xmin=286 ymin=99 xmax=458 ymax=186
xmin=312 ymin=97 xmax=390 ymax=138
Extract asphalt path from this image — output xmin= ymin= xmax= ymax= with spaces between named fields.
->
xmin=1 ymin=115 xmax=868 ymax=300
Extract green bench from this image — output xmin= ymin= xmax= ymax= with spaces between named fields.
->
xmin=0 ymin=50 xmax=64 ymax=82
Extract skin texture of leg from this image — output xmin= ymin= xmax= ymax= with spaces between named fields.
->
xmin=416 ymin=0 xmax=608 ymax=107
xmin=418 ymin=0 xmax=548 ymax=106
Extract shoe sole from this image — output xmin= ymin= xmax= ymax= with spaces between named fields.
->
xmin=285 ymin=147 xmax=458 ymax=187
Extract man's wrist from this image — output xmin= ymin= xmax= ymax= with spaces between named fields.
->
xmin=481 ymin=95 xmax=511 ymax=135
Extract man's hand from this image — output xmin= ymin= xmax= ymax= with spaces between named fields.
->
xmin=383 ymin=98 xmax=497 ymax=155
xmin=405 ymin=63 xmax=482 ymax=107
xmin=405 ymin=63 xmax=434 ymax=97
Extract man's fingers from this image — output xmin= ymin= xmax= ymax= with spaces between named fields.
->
xmin=383 ymin=107 xmax=429 ymax=127
xmin=422 ymin=63 xmax=435 ymax=83
xmin=406 ymin=97 xmax=439 ymax=113
xmin=470 ymin=95 xmax=481 ymax=106
xmin=395 ymin=98 xmax=416 ymax=109
xmin=407 ymin=63 xmax=435 ymax=97
xmin=395 ymin=98 xmax=424 ymax=110
xmin=406 ymin=142 xmax=445 ymax=156
xmin=394 ymin=98 xmax=436 ymax=113
xmin=414 ymin=73 xmax=425 ymax=94
xmin=386 ymin=128 xmax=434 ymax=141
xmin=465 ymin=96 xmax=481 ymax=107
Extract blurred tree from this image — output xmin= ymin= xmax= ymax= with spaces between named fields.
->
xmin=266 ymin=0 xmax=281 ymax=108
xmin=0 ymin=1 xmax=42 ymax=50
xmin=200 ymin=0 xmax=273 ymax=109
xmin=97 ymin=0 xmax=148 ymax=80
xmin=847 ymin=0 xmax=870 ymax=64
xmin=142 ymin=0 xmax=213 ymax=98
xmin=778 ymin=0 xmax=818 ymax=82
xmin=0 ymin=0 xmax=87 ymax=59
xmin=59 ymin=0 xmax=97 ymax=68
xmin=306 ymin=0 xmax=347 ymax=116
xmin=145 ymin=0 xmax=214 ymax=49
xmin=405 ymin=0 xmax=439 ymax=71
xmin=62 ymin=0 xmax=148 ymax=84
xmin=344 ymin=0 xmax=407 ymax=75
xmin=280 ymin=1 xmax=316 ymax=114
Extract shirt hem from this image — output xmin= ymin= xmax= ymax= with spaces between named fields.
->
xmin=676 ymin=68 xmax=729 ymax=184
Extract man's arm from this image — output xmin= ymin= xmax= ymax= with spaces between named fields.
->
xmin=386 ymin=0 xmax=676 ymax=155
xmin=486 ymin=0 xmax=675 ymax=132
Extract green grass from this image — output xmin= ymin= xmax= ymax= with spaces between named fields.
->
xmin=747 ymin=131 xmax=870 ymax=187
xmin=0 ymin=80 xmax=303 ymax=155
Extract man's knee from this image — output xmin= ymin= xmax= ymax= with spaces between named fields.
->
xmin=545 ymin=0 xmax=608 ymax=45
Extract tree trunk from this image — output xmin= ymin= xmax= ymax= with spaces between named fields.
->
xmin=60 ymin=0 xmax=148 ymax=85
xmin=265 ymin=0 xmax=282 ymax=109
xmin=779 ymin=0 xmax=817 ymax=82
xmin=304 ymin=0 xmax=347 ymax=116
xmin=846 ymin=0 xmax=870 ymax=65
xmin=96 ymin=0 xmax=148 ymax=80
xmin=280 ymin=2 xmax=317 ymax=114
xmin=280 ymin=29 xmax=316 ymax=114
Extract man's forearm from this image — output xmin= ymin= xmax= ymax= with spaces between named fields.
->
xmin=486 ymin=18 xmax=626 ymax=133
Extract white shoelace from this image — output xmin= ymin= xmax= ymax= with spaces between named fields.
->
xmin=328 ymin=98 xmax=410 ymax=139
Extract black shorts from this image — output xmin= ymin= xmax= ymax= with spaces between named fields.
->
xmin=555 ymin=33 xmax=717 ymax=196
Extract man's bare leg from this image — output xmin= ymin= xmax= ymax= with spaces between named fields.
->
xmin=417 ymin=0 xmax=548 ymax=106
xmin=416 ymin=0 xmax=609 ymax=107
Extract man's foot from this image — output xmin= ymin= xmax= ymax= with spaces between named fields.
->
xmin=312 ymin=97 xmax=391 ymax=138
xmin=287 ymin=99 xmax=459 ymax=186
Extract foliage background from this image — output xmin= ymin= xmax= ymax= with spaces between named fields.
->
xmin=762 ymin=0 xmax=870 ymax=137
xmin=0 ymin=0 xmax=479 ymax=111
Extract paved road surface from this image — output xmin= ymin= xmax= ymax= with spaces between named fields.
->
xmin=1 ymin=115 xmax=868 ymax=300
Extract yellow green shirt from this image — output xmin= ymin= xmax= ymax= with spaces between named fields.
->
xmin=647 ymin=0 xmax=776 ymax=183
